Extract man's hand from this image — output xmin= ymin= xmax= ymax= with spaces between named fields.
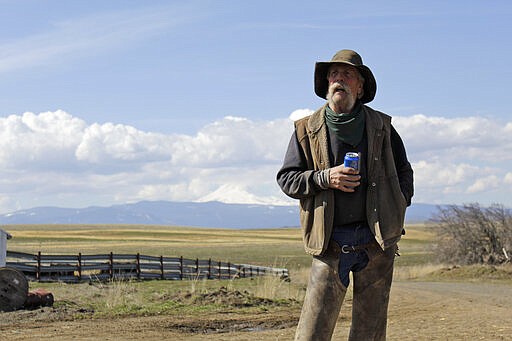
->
xmin=328 ymin=165 xmax=360 ymax=192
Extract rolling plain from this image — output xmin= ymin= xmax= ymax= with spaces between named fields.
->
xmin=1 ymin=223 xmax=511 ymax=340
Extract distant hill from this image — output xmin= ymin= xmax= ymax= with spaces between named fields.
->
xmin=405 ymin=203 xmax=440 ymax=223
xmin=0 ymin=201 xmax=439 ymax=228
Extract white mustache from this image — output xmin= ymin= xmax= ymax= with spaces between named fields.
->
xmin=328 ymin=82 xmax=351 ymax=95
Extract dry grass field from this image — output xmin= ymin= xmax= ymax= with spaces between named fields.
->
xmin=2 ymin=223 xmax=512 ymax=340
xmin=5 ymin=224 xmax=310 ymax=269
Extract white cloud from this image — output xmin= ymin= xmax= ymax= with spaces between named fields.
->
xmin=393 ymin=114 xmax=512 ymax=161
xmin=76 ymin=123 xmax=172 ymax=164
xmin=0 ymin=110 xmax=85 ymax=168
xmin=289 ymin=109 xmax=314 ymax=121
xmin=1 ymin=110 xmax=512 ymax=213
xmin=505 ymin=122 xmax=512 ymax=133
xmin=169 ymin=116 xmax=292 ymax=167
xmin=504 ymin=173 xmax=512 ymax=185
xmin=412 ymin=160 xmax=475 ymax=187
xmin=466 ymin=175 xmax=500 ymax=194
xmin=0 ymin=110 xmax=295 ymax=212
xmin=393 ymin=114 xmax=512 ymax=205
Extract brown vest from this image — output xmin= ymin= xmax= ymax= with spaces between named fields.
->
xmin=294 ymin=104 xmax=407 ymax=255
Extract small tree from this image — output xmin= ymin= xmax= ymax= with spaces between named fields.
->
xmin=433 ymin=203 xmax=512 ymax=265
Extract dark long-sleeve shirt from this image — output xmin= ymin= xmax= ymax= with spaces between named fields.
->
xmin=277 ymin=122 xmax=413 ymax=226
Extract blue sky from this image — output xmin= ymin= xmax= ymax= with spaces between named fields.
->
xmin=1 ymin=0 xmax=512 ymax=213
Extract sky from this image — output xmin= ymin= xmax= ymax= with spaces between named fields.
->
xmin=1 ymin=0 xmax=512 ymax=213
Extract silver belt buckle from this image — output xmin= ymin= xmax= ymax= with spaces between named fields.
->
xmin=341 ymin=245 xmax=354 ymax=254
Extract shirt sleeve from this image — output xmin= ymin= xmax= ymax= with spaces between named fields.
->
xmin=276 ymin=131 xmax=326 ymax=199
xmin=390 ymin=125 xmax=414 ymax=206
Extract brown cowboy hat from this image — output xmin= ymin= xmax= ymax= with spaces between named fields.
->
xmin=314 ymin=49 xmax=377 ymax=103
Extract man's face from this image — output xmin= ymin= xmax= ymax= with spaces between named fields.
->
xmin=326 ymin=64 xmax=363 ymax=113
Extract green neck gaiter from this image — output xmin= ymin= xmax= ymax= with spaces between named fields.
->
xmin=324 ymin=102 xmax=365 ymax=147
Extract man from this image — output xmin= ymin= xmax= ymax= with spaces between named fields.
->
xmin=277 ymin=49 xmax=414 ymax=340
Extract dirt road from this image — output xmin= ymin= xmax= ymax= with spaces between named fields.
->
xmin=1 ymin=280 xmax=511 ymax=340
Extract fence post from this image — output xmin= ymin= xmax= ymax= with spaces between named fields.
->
xmin=0 ymin=229 xmax=11 ymax=267
xmin=36 ymin=251 xmax=41 ymax=281
xmin=218 ymin=260 xmax=221 ymax=280
xmin=227 ymin=262 xmax=231 ymax=279
xmin=109 ymin=252 xmax=114 ymax=279
xmin=195 ymin=258 xmax=199 ymax=277
xmin=207 ymin=258 xmax=212 ymax=279
xmin=179 ymin=256 xmax=183 ymax=280
xmin=160 ymin=255 xmax=164 ymax=280
xmin=77 ymin=253 xmax=82 ymax=282
xmin=136 ymin=253 xmax=141 ymax=279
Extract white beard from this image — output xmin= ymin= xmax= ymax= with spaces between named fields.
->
xmin=326 ymin=83 xmax=357 ymax=114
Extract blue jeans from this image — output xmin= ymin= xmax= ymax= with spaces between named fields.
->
xmin=331 ymin=223 xmax=374 ymax=287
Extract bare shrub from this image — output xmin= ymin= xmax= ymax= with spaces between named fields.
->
xmin=433 ymin=203 xmax=512 ymax=265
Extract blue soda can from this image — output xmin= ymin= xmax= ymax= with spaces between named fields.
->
xmin=344 ymin=152 xmax=360 ymax=170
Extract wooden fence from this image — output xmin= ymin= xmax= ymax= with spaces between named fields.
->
xmin=6 ymin=250 xmax=289 ymax=283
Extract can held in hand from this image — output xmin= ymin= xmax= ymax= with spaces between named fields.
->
xmin=344 ymin=152 xmax=360 ymax=171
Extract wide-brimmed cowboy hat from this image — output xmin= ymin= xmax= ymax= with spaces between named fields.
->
xmin=314 ymin=49 xmax=377 ymax=103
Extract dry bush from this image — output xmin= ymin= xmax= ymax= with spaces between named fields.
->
xmin=93 ymin=278 xmax=142 ymax=311
xmin=433 ymin=203 xmax=512 ymax=265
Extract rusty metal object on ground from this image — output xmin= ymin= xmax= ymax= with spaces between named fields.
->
xmin=0 ymin=267 xmax=29 ymax=312
xmin=24 ymin=288 xmax=54 ymax=309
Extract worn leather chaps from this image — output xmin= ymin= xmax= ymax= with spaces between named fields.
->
xmin=294 ymin=241 xmax=396 ymax=341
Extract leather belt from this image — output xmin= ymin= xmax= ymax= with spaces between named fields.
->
xmin=340 ymin=243 xmax=374 ymax=254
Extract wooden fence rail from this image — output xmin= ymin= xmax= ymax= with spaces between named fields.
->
xmin=5 ymin=250 xmax=289 ymax=283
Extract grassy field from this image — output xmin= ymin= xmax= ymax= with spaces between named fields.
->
xmin=8 ymin=222 xmax=510 ymax=280
xmin=5 ymin=223 xmax=438 ymax=270
xmin=4 ymin=223 xmax=511 ymax=316
xmin=4 ymin=224 xmax=310 ymax=318
xmin=3 ymin=223 xmax=437 ymax=310
xmin=5 ymin=224 xmax=310 ymax=270
xmin=2 ymin=223 xmax=512 ymax=340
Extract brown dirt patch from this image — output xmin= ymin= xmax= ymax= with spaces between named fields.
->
xmin=1 ymin=281 xmax=511 ymax=340
xmin=171 ymin=286 xmax=298 ymax=308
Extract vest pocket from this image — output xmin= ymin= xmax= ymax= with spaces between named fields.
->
xmin=376 ymin=174 xmax=407 ymax=247
xmin=299 ymin=191 xmax=334 ymax=255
